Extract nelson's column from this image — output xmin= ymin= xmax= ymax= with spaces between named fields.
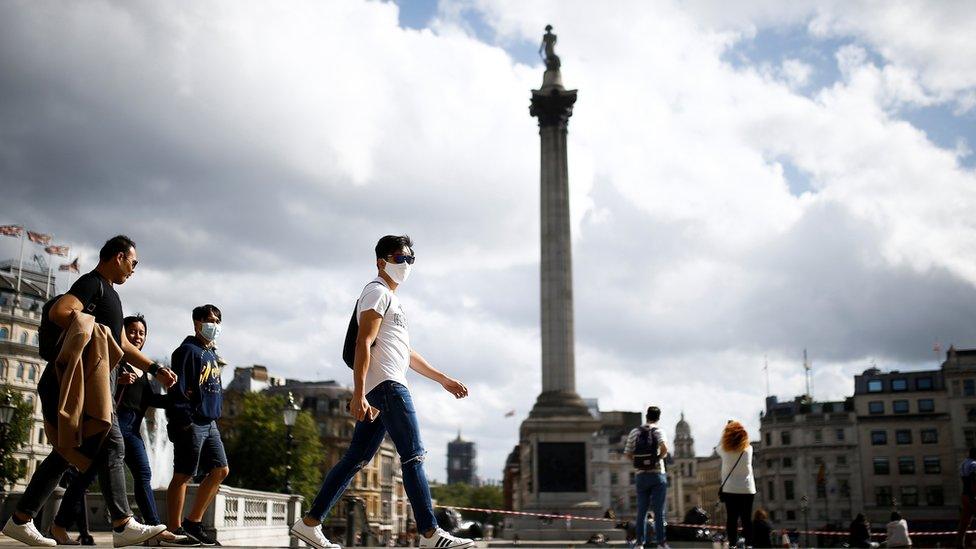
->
xmin=517 ymin=25 xmax=601 ymax=525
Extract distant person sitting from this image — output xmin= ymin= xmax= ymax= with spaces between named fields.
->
xmin=849 ymin=513 xmax=875 ymax=548
xmin=886 ymin=512 xmax=911 ymax=548
xmin=752 ymin=509 xmax=773 ymax=548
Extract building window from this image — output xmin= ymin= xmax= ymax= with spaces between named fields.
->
xmin=16 ymin=362 xmax=25 ymax=379
xmin=868 ymin=380 xmax=884 ymax=393
xmin=836 ymin=428 xmax=845 ymax=441
xmin=816 ymin=483 xmax=826 ymax=499
xmin=814 ymin=456 xmax=824 ymax=465
xmin=770 ymin=511 xmax=777 ymax=522
xmin=28 ymin=365 xmax=36 ymax=381
xmin=918 ymin=399 xmax=935 ymax=413
xmin=916 ymin=377 xmax=934 ymax=390
xmin=868 ymin=401 xmax=884 ymax=414
xmin=871 ymin=430 xmax=887 ymax=445
xmin=783 ymin=457 xmax=793 ymax=468
xmin=786 ymin=510 xmax=796 ymax=521
xmin=814 ymin=430 xmax=823 ymax=443
xmin=901 ymin=486 xmax=919 ymax=507
xmin=893 ymin=400 xmax=909 ymax=414
xmin=954 ymin=380 xmax=962 ymax=396
xmin=969 ymin=407 xmax=976 ymax=423
xmin=781 ymin=431 xmax=792 ymax=445
xmin=898 ymin=457 xmax=915 ymax=474
xmin=610 ymin=472 xmax=618 ymax=485
xmin=767 ymin=481 xmax=775 ymax=501
xmin=926 ymin=486 xmax=945 ymax=506
xmin=921 ymin=429 xmax=938 ymax=444
xmin=37 ymin=427 xmax=45 ymax=445
xmin=839 ymin=478 xmax=851 ymax=497
xmin=765 ymin=432 xmax=772 ymax=446
xmin=895 ymin=430 xmax=912 ymax=444
xmin=19 ymin=331 xmax=28 ymax=344
xmin=31 ymin=333 xmax=38 ymax=346
xmin=784 ymin=480 xmax=795 ymax=500
xmin=0 ymin=327 xmax=8 ymax=340
xmin=837 ymin=455 xmax=847 ymax=466
xmin=875 ymin=486 xmax=893 ymax=506
xmin=766 ymin=459 xmax=776 ymax=469
xmin=966 ymin=379 xmax=976 ymax=396
xmin=874 ymin=457 xmax=890 ymax=475
xmin=891 ymin=379 xmax=908 ymax=392
xmin=923 ymin=457 xmax=941 ymax=474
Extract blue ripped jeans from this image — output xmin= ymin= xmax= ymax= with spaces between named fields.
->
xmin=307 ymin=381 xmax=437 ymax=534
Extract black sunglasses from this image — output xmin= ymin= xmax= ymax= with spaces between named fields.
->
xmin=389 ymin=254 xmax=415 ymax=265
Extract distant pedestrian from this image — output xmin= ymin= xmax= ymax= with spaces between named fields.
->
xmin=752 ymin=509 xmax=773 ymax=548
xmin=624 ymin=405 xmax=669 ymax=549
xmin=886 ymin=511 xmax=911 ymax=547
xmin=716 ymin=420 xmax=756 ymax=548
xmin=165 ymin=304 xmax=230 ymax=545
xmin=958 ymin=447 xmax=976 ymax=548
xmin=290 ymin=235 xmax=473 ymax=549
xmin=849 ymin=513 xmax=874 ymax=548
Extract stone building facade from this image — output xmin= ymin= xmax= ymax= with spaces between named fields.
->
xmin=757 ymin=396 xmax=862 ymax=530
xmin=0 ymin=262 xmax=54 ymax=489
xmin=447 ymin=432 xmax=477 ymax=485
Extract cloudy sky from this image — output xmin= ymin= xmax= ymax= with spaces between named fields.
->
xmin=2 ymin=0 xmax=976 ymax=485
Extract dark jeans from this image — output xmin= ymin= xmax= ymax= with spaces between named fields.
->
xmin=635 ymin=472 xmax=667 ymax=546
xmin=723 ymin=493 xmax=755 ymax=547
xmin=17 ymin=414 xmax=132 ymax=522
xmin=54 ymin=408 xmax=160 ymax=528
xmin=958 ymin=495 xmax=974 ymax=548
xmin=307 ymin=381 xmax=437 ymax=534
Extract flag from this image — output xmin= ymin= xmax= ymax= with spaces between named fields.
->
xmin=45 ymin=245 xmax=69 ymax=257
xmin=934 ymin=341 xmax=942 ymax=355
xmin=504 ymin=409 xmax=516 ymax=418
xmin=59 ymin=258 xmax=79 ymax=273
xmin=0 ymin=225 xmax=23 ymax=237
xmin=27 ymin=231 xmax=52 ymax=245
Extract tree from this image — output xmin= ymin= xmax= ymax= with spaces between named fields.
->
xmin=430 ymin=483 xmax=503 ymax=526
xmin=0 ymin=386 xmax=34 ymax=490
xmin=221 ymin=392 xmax=323 ymax=502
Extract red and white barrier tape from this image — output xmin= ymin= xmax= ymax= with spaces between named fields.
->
xmin=435 ymin=504 xmax=973 ymax=537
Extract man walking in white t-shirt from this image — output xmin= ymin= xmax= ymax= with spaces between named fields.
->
xmin=291 ymin=235 xmax=473 ymax=549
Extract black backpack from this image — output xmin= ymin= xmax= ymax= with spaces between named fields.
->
xmin=341 ymin=281 xmax=391 ymax=369
xmin=38 ymin=282 xmax=103 ymax=362
xmin=632 ymin=425 xmax=662 ymax=471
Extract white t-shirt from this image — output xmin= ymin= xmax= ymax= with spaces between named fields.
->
xmin=357 ymin=277 xmax=410 ymax=393
xmin=716 ymin=444 xmax=756 ymax=494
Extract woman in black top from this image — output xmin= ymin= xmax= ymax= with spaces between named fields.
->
xmin=849 ymin=513 xmax=873 ymax=548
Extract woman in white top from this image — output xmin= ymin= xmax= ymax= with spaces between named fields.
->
xmin=716 ymin=420 xmax=757 ymax=547
xmin=886 ymin=511 xmax=911 ymax=547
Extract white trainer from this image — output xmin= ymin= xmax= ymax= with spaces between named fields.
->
xmin=2 ymin=518 xmax=57 ymax=547
xmin=112 ymin=518 xmax=167 ymax=547
xmin=418 ymin=528 xmax=474 ymax=548
xmin=289 ymin=520 xmax=340 ymax=549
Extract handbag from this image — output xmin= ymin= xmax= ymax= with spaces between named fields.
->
xmin=718 ymin=451 xmax=745 ymax=503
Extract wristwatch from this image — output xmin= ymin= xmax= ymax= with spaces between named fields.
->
xmin=147 ymin=362 xmax=161 ymax=377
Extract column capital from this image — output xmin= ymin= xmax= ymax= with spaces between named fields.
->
xmin=530 ymin=87 xmax=578 ymax=129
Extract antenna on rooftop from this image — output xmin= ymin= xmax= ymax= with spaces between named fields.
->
xmin=804 ymin=349 xmax=813 ymax=400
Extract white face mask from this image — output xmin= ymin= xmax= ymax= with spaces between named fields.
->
xmin=200 ymin=322 xmax=221 ymax=342
xmin=384 ymin=260 xmax=412 ymax=284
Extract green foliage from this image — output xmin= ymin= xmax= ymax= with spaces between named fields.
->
xmin=0 ymin=386 xmax=34 ymax=490
xmin=430 ymin=483 xmax=503 ymax=526
xmin=221 ymin=392 xmax=323 ymax=502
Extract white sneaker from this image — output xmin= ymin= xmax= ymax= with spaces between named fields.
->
xmin=419 ymin=528 xmax=474 ymax=548
xmin=2 ymin=518 xmax=57 ymax=547
xmin=289 ymin=520 xmax=340 ymax=549
xmin=113 ymin=519 xmax=167 ymax=547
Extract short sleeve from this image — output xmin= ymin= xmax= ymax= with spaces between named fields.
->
xmin=358 ymin=285 xmax=391 ymax=318
xmin=67 ymin=274 xmax=102 ymax=308
xmin=657 ymin=429 xmax=668 ymax=448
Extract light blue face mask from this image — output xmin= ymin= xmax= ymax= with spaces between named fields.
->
xmin=200 ymin=322 xmax=221 ymax=342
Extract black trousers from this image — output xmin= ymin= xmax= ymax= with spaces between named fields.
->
xmin=723 ymin=493 xmax=754 ymax=546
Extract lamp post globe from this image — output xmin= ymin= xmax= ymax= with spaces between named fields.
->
xmin=282 ymin=392 xmax=300 ymax=493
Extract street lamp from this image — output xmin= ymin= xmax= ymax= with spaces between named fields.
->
xmin=0 ymin=393 xmax=16 ymax=426
xmin=282 ymin=392 xmax=300 ymax=494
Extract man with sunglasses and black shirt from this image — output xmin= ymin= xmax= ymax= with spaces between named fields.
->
xmin=3 ymin=235 xmax=178 ymax=547
xmin=291 ymin=235 xmax=474 ymax=549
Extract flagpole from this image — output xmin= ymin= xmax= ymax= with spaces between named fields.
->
xmin=15 ymin=227 xmax=26 ymax=305
xmin=45 ymin=233 xmax=55 ymax=299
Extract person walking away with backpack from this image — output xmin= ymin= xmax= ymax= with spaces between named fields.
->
xmin=50 ymin=315 xmax=196 ymax=546
xmin=290 ymin=235 xmax=474 ymax=549
xmin=2 ymin=235 xmax=178 ymax=547
xmin=624 ymin=406 xmax=669 ymax=549
xmin=958 ymin=448 xmax=976 ymax=548
xmin=165 ymin=305 xmax=229 ymax=546
xmin=716 ymin=420 xmax=756 ymax=548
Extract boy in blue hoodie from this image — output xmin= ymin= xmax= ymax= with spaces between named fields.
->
xmin=165 ymin=304 xmax=228 ymax=546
